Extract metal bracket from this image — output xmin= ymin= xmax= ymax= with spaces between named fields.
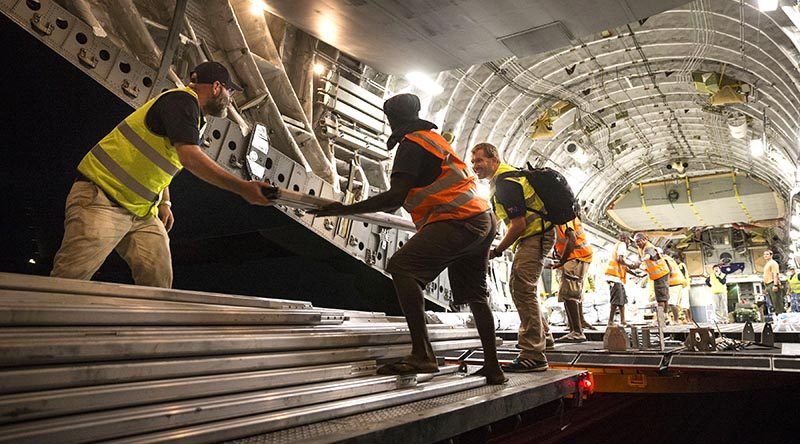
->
xmin=760 ymin=322 xmax=774 ymax=347
xmin=741 ymin=320 xmax=755 ymax=342
xmin=30 ymin=13 xmax=53 ymax=36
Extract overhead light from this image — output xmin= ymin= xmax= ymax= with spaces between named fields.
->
xmin=758 ymin=0 xmax=779 ymax=12
xmin=28 ymin=258 xmax=36 ymax=264
xmin=318 ymin=18 xmax=337 ymax=43
xmin=792 ymin=214 xmax=800 ymax=226
xmin=783 ymin=6 xmax=800 ymax=29
xmin=249 ymin=0 xmax=267 ymax=15
xmin=312 ymin=63 xmax=326 ymax=75
xmin=405 ymin=72 xmax=444 ymax=96
xmin=565 ymin=141 xmax=589 ymax=164
xmin=566 ymin=166 xmax=589 ymax=191
xmin=750 ymin=138 xmax=764 ymax=156
xmin=791 ymin=230 xmax=800 ymax=240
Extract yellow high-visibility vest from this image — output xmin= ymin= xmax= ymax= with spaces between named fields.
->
xmin=491 ymin=163 xmax=551 ymax=250
xmin=78 ymin=87 xmax=200 ymax=217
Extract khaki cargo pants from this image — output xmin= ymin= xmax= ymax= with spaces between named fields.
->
xmin=51 ymin=181 xmax=172 ymax=288
xmin=509 ymin=231 xmax=555 ymax=362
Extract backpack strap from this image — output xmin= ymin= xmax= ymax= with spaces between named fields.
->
xmin=495 ymin=170 xmax=552 ymax=223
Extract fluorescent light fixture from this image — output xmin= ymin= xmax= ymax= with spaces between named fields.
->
xmin=250 ymin=0 xmax=266 ymax=15
xmin=312 ymin=63 xmax=326 ymax=75
xmin=750 ymin=138 xmax=764 ymax=156
xmin=28 ymin=258 xmax=36 ymax=264
xmin=758 ymin=0 xmax=779 ymax=12
xmin=405 ymin=72 xmax=444 ymax=96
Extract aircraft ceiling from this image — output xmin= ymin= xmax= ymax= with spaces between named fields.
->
xmin=265 ymin=0 xmax=800 ymax=232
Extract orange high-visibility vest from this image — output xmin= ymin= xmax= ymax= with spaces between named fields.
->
xmin=401 ymin=131 xmax=489 ymax=229
xmin=638 ymin=241 xmax=670 ymax=280
xmin=554 ymin=218 xmax=593 ymax=262
xmin=665 ymin=256 xmax=687 ymax=287
xmin=605 ymin=241 xmax=628 ymax=283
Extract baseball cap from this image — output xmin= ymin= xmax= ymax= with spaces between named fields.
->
xmin=190 ymin=61 xmax=243 ymax=91
xmin=383 ymin=93 xmax=420 ymax=121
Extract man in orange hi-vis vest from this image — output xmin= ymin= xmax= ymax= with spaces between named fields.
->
xmin=550 ymin=216 xmax=593 ymax=342
xmin=633 ymin=232 xmax=672 ymax=332
xmin=312 ymin=94 xmax=506 ymax=384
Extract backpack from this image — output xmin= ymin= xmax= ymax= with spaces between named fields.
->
xmin=496 ymin=163 xmax=578 ymax=225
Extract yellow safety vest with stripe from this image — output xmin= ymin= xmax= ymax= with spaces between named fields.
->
xmin=401 ymin=131 xmax=489 ymax=230
xmin=665 ymin=256 xmax=687 ymax=287
xmin=554 ymin=218 xmax=593 ymax=262
xmin=789 ymin=274 xmax=800 ymax=294
xmin=709 ymin=272 xmax=726 ymax=294
xmin=604 ymin=241 xmax=628 ymax=283
xmin=78 ymin=87 xmax=200 ymax=217
xmin=638 ymin=241 xmax=670 ymax=280
xmin=491 ymin=163 xmax=551 ymax=249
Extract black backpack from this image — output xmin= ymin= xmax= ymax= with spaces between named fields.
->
xmin=496 ymin=163 xmax=578 ymax=225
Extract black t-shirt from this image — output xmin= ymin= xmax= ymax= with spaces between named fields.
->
xmin=389 ymin=119 xmax=442 ymax=188
xmin=494 ymin=179 xmax=526 ymax=219
xmin=391 ymin=142 xmax=442 ymax=187
xmin=144 ymin=91 xmax=204 ymax=145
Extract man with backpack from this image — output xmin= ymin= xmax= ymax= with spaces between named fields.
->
xmin=471 ymin=143 xmax=576 ymax=372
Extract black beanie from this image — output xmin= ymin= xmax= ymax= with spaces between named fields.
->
xmin=383 ymin=93 xmax=421 ymax=122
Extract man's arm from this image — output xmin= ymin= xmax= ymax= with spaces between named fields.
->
xmin=175 ymin=144 xmax=271 ymax=205
xmin=158 ymin=186 xmax=174 ymax=231
xmin=491 ymin=216 xmax=526 ymax=258
xmin=311 ymin=174 xmax=415 ymax=216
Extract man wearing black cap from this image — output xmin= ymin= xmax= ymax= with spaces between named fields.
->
xmin=51 ymin=62 xmax=273 ymax=288
xmin=311 ymin=93 xmax=506 ymax=384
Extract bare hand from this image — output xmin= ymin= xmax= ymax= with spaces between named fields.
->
xmin=158 ymin=205 xmax=174 ymax=232
xmin=489 ymin=248 xmax=502 ymax=259
xmin=308 ymin=202 xmax=346 ymax=217
xmin=239 ymin=181 xmax=273 ymax=206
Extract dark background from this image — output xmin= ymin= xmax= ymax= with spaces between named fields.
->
xmin=0 ymin=13 xmax=400 ymax=314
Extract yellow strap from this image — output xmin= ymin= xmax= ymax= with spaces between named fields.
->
xmin=731 ymin=172 xmax=753 ymax=223
xmin=684 ymin=176 xmax=706 ymax=225
xmin=639 ymin=182 xmax=664 ymax=229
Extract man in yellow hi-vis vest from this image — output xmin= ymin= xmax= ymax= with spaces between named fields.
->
xmin=52 ymin=62 xmax=273 ymax=288
xmin=470 ymin=143 xmax=553 ymax=373
xmin=705 ymin=264 xmax=729 ymax=323
xmin=787 ymin=264 xmax=800 ymax=313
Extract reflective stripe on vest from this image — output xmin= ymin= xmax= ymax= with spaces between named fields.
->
xmin=491 ymin=163 xmax=551 ymax=247
xmin=709 ymin=272 xmax=726 ymax=294
xmin=78 ymin=87 xmax=198 ymax=217
xmin=638 ymin=241 xmax=670 ymax=280
xmin=604 ymin=241 xmax=628 ymax=283
xmin=401 ymin=131 xmax=489 ymax=229
xmin=789 ymin=274 xmax=800 ymax=294
xmin=666 ymin=256 xmax=687 ymax=287
xmin=554 ymin=218 xmax=593 ymax=262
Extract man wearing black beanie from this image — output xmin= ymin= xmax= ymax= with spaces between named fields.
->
xmin=312 ymin=93 xmax=506 ymax=384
